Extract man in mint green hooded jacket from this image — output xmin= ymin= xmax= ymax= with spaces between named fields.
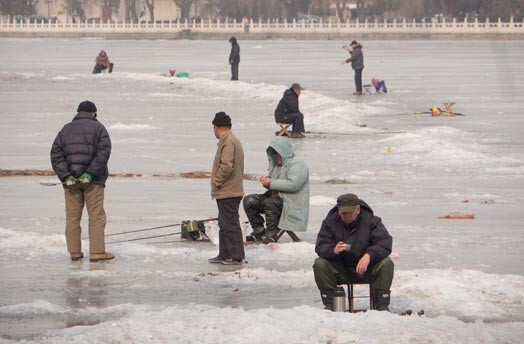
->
xmin=243 ymin=136 xmax=310 ymax=243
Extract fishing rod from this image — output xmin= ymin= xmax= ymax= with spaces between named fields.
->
xmin=147 ymin=240 xmax=188 ymax=245
xmin=106 ymin=231 xmax=182 ymax=244
xmin=104 ymin=223 xmax=184 ymax=238
xmin=306 ymin=130 xmax=404 ymax=136
xmin=81 ymin=218 xmax=218 ymax=240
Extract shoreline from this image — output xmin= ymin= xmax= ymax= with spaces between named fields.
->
xmin=1 ymin=32 xmax=523 ymax=40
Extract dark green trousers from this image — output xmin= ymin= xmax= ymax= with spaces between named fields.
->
xmin=313 ymin=257 xmax=394 ymax=291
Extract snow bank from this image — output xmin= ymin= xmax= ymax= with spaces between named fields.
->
xmin=0 ymin=299 xmax=153 ymax=319
xmin=72 ymin=72 xmax=386 ymax=133
xmin=51 ymin=76 xmax=75 ymax=81
xmin=309 ymin=195 xmax=336 ymax=206
xmin=108 ymin=122 xmax=158 ymax=131
xmin=11 ymin=303 xmax=524 ymax=344
xmin=0 ymin=228 xmax=65 ymax=256
xmin=379 ymin=126 xmax=522 ymax=170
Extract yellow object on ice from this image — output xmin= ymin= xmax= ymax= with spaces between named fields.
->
xmin=431 ymin=106 xmax=441 ymax=117
xmin=386 ymin=147 xmax=394 ymax=153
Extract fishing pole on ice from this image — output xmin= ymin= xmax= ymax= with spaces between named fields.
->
xmin=81 ymin=218 xmax=218 ymax=240
xmin=106 ymin=231 xmax=182 ymax=244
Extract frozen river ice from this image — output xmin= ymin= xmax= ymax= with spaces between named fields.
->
xmin=0 ymin=39 xmax=523 ymax=342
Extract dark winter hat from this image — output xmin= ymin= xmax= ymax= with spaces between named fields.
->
xmin=291 ymin=82 xmax=305 ymax=90
xmin=212 ymin=111 xmax=232 ymax=127
xmin=77 ymin=100 xmax=97 ymax=113
xmin=229 ymin=36 xmax=237 ymax=43
xmin=350 ymin=40 xmax=358 ymax=45
xmin=337 ymin=193 xmax=359 ymax=213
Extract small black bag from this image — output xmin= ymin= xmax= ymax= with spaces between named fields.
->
xmin=181 ymin=220 xmax=207 ymax=241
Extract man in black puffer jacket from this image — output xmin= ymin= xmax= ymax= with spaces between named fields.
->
xmin=50 ymin=100 xmax=114 ymax=263
xmin=274 ymin=83 xmax=305 ymax=138
xmin=313 ymin=193 xmax=394 ymax=311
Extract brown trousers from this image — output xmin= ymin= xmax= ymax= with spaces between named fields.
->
xmin=64 ymin=184 xmax=106 ymax=254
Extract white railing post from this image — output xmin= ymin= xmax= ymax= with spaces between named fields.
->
xmin=0 ymin=16 xmax=521 ymax=35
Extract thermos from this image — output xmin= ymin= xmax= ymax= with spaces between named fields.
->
xmin=333 ymin=286 xmax=346 ymax=312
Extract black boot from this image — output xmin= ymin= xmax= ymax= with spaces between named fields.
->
xmin=320 ymin=290 xmax=334 ymax=311
xmin=246 ymin=226 xmax=265 ymax=242
xmin=261 ymin=230 xmax=279 ymax=244
xmin=373 ymin=289 xmax=391 ymax=311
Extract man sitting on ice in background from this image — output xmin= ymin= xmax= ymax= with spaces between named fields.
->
xmin=243 ymin=136 xmax=310 ymax=244
xmin=92 ymin=50 xmax=113 ymax=74
xmin=313 ymin=193 xmax=394 ymax=311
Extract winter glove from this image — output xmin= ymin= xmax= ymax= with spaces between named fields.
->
xmin=65 ymin=176 xmax=78 ymax=186
xmin=78 ymin=172 xmax=92 ymax=184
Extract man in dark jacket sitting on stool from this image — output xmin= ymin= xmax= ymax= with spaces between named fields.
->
xmin=313 ymin=193 xmax=394 ymax=311
xmin=50 ymin=100 xmax=114 ymax=263
xmin=274 ymin=83 xmax=306 ymax=138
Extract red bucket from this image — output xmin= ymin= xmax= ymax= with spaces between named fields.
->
xmin=169 ymin=69 xmax=175 ymax=77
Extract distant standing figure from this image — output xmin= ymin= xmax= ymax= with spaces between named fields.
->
xmin=93 ymin=50 xmax=113 ymax=74
xmin=50 ymin=101 xmax=114 ymax=262
xmin=209 ymin=112 xmax=245 ymax=265
xmin=274 ymin=83 xmax=306 ymax=138
xmin=341 ymin=40 xmax=364 ymax=96
xmin=229 ymin=37 xmax=240 ymax=80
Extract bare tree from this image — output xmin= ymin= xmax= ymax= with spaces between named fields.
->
xmin=335 ymin=0 xmax=349 ymax=20
xmin=0 ymin=0 xmax=39 ymax=21
xmin=143 ymin=0 xmax=155 ymax=22
xmin=124 ymin=0 xmax=139 ymax=22
xmin=173 ymin=0 xmax=193 ymax=20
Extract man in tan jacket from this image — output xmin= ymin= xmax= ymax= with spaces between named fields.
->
xmin=209 ymin=112 xmax=245 ymax=265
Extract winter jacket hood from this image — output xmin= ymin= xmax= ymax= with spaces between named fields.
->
xmin=315 ymin=199 xmax=392 ymax=268
xmin=267 ymin=136 xmax=295 ymax=166
xmin=266 ymin=136 xmax=310 ymax=232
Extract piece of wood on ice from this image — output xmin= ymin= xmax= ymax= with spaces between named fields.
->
xmin=438 ymin=213 xmax=476 ymax=219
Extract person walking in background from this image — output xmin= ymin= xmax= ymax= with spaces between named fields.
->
xmin=92 ymin=50 xmax=113 ymax=74
xmin=209 ymin=112 xmax=245 ymax=265
xmin=243 ymin=136 xmax=310 ymax=244
xmin=229 ymin=37 xmax=240 ymax=80
xmin=50 ymin=100 xmax=114 ymax=262
xmin=341 ymin=40 xmax=364 ymax=96
xmin=274 ymin=83 xmax=306 ymax=138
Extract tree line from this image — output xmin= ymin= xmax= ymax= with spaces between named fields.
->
xmin=1 ymin=0 xmax=522 ymax=23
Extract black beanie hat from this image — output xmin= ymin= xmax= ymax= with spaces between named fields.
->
xmin=77 ymin=100 xmax=97 ymax=113
xmin=212 ymin=112 xmax=232 ymax=127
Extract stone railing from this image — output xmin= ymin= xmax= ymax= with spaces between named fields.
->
xmin=1 ymin=17 xmax=523 ymax=35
